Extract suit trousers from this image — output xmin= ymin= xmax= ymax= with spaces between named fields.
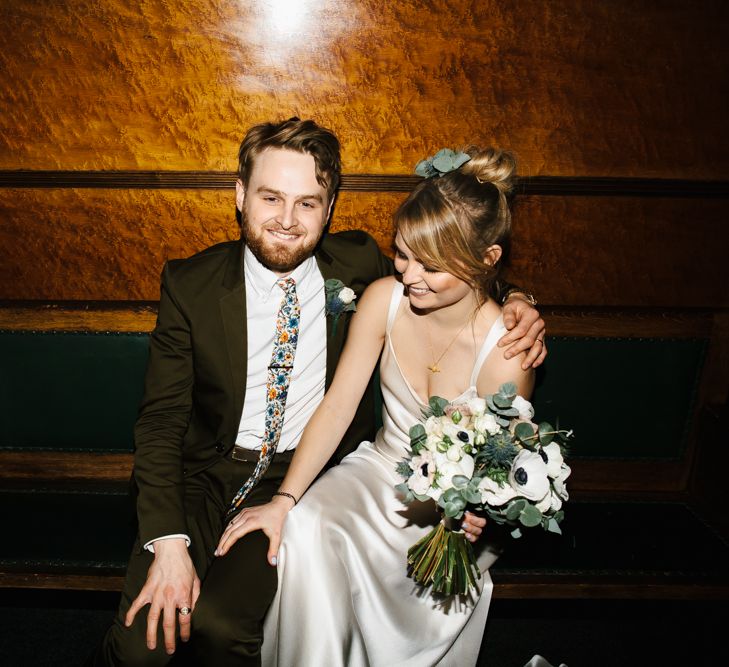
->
xmin=92 ymin=452 xmax=293 ymax=667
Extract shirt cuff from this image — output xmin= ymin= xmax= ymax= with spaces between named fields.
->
xmin=144 ymin=534 xmax=191 ymax=553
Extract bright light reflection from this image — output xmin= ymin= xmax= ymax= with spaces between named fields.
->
xmin=264 ymin=0 xmax=311 ymax=35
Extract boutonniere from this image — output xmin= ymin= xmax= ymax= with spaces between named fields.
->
xmin=325 ymin=278 xmax=357 ymax=336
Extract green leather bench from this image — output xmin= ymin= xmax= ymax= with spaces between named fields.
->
xmin=2 ymin=331 xmax=728 ymax=598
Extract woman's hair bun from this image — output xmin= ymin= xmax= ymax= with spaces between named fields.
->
xmin=460 ymin=146 xmax=516 ymax=195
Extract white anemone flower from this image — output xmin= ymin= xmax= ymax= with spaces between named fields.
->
xmin=434 ymin=452 xmax=475 ymax=490
xmin=442 ymin=420 xmax=473 ymax=448
xmin=552 ymin=464 xmax=571 ymax=500
xmin=408 ymin=451 xmax=435 ymax=495
xmin=466 ymin=396 xmax=487 ymax=417
xmin=542 ymin=442 xmax=565 ymax=478
xmin=446 ymin=443 xmax=463 ymax=462
xmin=424 ymin=415 xmax=443 ymax=438
xmin=478 ymin=476 xmax=518 ymax=506
xmin=537 ymin=489 xmax=563 ymax=513
xmin=509 ymin=450 xmax=550 ymax=501
xmin=474 ymin=412 xmax=500 ymax=436
xmin=512 ymin=395 xmax=535 ymax=421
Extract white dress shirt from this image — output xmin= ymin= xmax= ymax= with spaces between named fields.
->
xmin=145 ymin=248 xmax=327 ymax=551
xmin=236 ymin=247 xmax=326 ymax=451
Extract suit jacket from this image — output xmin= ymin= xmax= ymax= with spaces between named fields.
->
xmin=133 ymin=230 xmax=393 ymax=546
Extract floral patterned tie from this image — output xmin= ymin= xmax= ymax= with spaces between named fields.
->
xmin=227 ymin=277 xmax=300 ymax=517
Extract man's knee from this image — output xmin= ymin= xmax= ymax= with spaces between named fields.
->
xmin=92 ymin=617 xmax=174 ymax=667
xmin=192 ymin=607 xmax=263 ymax=664
xmin=191 ymin=535 xmax=279 ymax=665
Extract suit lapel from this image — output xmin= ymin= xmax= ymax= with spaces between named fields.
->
xmin=220 ymin=241 xmax=248 ymax=424
xmin=316 ymin=245 xmax=354 ymax=389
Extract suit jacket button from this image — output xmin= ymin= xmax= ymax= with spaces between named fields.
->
xmin=182 ymin=467 xmax=188 ymax=476
xmin=215 ymin=442 xmax=225 ymax=453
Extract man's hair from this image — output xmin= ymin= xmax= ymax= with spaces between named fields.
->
xmin=237 ymin=117 xmax=342 ymax=201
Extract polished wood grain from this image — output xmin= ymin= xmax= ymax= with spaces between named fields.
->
xmin=1 ymin=0 xmax=727 ymax=177
xmin=0 ymin=452 xmax=133 ymax=483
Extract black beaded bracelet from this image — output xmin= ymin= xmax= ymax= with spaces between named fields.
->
xmin=273 ymin=491 xmax=298 ymax=505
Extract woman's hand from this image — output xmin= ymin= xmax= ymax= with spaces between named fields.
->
xmin=499 ymin=296 xmax=547 ymax=369
xmin=462 ymin=511 xmax=487 ymax=543
xmin=214 ymin=495 xmax=294 ymax=565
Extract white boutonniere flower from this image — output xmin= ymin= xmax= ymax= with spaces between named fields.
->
xmin=324 ymin=279 xmax=357 ymax=336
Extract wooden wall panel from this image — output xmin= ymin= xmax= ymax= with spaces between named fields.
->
xmin=508 ymin=196 xmax=729 ymax=308
xmin=2 ymin=188 xmax=727 ymax=306
xmin=1 ymin=0 xmax=727 ymax=177
xmin=0 ymin=189 xmax=403 ymax=300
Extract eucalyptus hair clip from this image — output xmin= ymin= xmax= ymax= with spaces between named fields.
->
xmin=414 ymin=148 xmax=471 ymax=178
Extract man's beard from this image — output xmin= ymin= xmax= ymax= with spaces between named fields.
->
xmin=241 ymin=212 xmax=322 ymax=274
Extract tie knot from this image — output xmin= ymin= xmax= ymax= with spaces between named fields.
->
xmin=277 ymin=277 xmax=296 ymax=294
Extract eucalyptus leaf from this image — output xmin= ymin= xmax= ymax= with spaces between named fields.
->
xmin=538 ymin=422 xmax=555 ymax=445
xmin=450 ymin=496 xmax=467 ymax=511
xmin=514 ymin=422 xmax=535 ymax=442
xmin=499 ymin=382 xmax=517 ymax=398
xmin=415 ymin=159 xmax=437 ymax=178
xmin=465 ymin=489 xmax=482 ymax=504
xmin=505 ymin=501 xmax=523 ymax=521
xmin=452 ymin=475 xmax=470 ymax=490
xmin=409 ymin=423 xmax=426 ymax=445
xmin=429 ymin=396 xmax=448 ymax=417
xmin=519 ymin=504 xmax=543 ymax=527
xmin=547 ymin=518 xmax=563 ymax=534
xmin=442 ymin=488 xmax=461 ymax=503
xmin=510 ymin=526 xmax=523 ymax=538
xmin=444 ymin=502 xmax=463 ymax=518
xmin=394 ymin=482 xmax=411 ymax=497
xmin=492 ymin=394 xmax=512 ymax=409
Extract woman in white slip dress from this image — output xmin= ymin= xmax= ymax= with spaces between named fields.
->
xmin=219 ymin=146 xmax=535 ymax=666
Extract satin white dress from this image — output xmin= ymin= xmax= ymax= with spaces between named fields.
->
xmin=262 ymin=283 xmax=505 ymax=667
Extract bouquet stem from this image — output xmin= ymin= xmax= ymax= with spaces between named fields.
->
xmin=407 ymin=516 xmax=481 ymax=595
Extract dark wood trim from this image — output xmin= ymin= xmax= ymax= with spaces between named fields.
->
xmin=0 ymin=303 xmax=715 ymax=337
xmin=2 ymin=570 xmax=727 ymax=598
xmin=0 ymin=571 xmax=126 ymax=591
xmin=1 ymin=171 xmax=728 ymax=197
xmin=0 ymin=451 xmax=691 ymax=493
xmin=491 ymin=575 xmax=729 ymax=600
xmin=0 ymin=452 xmax=133 ymax=483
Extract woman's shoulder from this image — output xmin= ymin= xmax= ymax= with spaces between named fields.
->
xmin=476 ymin=304 xmax=534 ymax=398
xmin=363 ymin=275 xmax=401 ymax=301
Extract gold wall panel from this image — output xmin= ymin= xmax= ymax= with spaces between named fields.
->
xmin=2 ymin=188 xmax=727 ymax=307
xmin=0 ymin=189 xmax=400 ymax=300
xmin=1 ymin=0 xmax=727 ymax=177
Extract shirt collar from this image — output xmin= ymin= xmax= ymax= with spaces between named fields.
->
xmin=243 ymin=246 xmax=317 ymax=300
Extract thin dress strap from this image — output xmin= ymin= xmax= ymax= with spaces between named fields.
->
xmin=385 ymin=280 xmax=405 ymax=334
xmin=468 ymin=315 xmax=506 ymax=386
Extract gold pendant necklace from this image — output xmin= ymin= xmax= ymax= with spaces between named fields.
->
xmin=425 ymin=317 xmax=471 ymax=374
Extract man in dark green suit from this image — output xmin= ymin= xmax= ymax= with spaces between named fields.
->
xmin=93 ymin=118 xmax=545 ymax=666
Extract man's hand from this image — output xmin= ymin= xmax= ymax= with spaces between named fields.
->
xmin=500 ymin=295 xmax=547 ymax=369
xmin=215 ymin=495 xmax=293 ymax=565
xmin=125 ymin=538 xmax=201 ymax=655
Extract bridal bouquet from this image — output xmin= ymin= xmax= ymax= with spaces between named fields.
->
xmin=395 ymin=382 xmax=573 ymax=595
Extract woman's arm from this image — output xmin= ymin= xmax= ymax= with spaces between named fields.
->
xmin=477 ymin=337 xmax=535 ymax=400
xmin=215 ymin=276 xmax=397 ymax=560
